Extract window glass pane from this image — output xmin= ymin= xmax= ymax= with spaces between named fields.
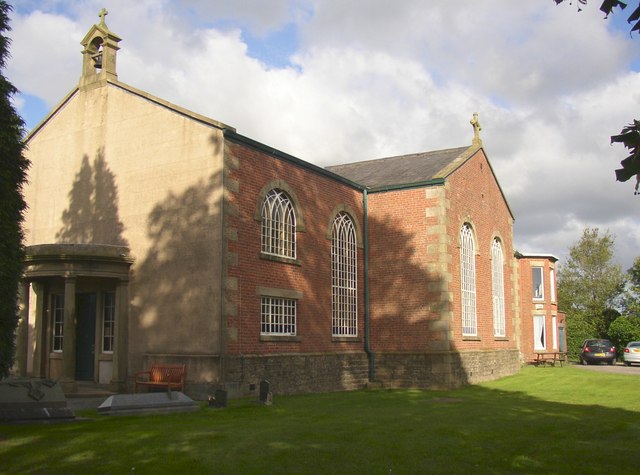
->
xmin=549 ymin=269 xmax=556 ymax=302
xmin=52 ymin=294 xmax=64 ymax=352
xmin=532 ymin=267 xmax=544 ymax=300
xmin=534 ymin=315 xmax=546 ymax=350
xmin=102 ymin=292 xmax=116 ymax=353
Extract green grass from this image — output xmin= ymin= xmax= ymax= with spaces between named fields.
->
xmin=2 ymin=366 xmax=639 ymax=474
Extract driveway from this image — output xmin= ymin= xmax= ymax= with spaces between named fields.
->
xmin=572 ymin=362 xmax=640 ymax=375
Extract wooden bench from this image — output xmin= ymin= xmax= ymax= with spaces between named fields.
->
xmin=135 ymin=364 xmax=186 ymax=393
xmin=534 ymin=352 xmax=567 ymax=367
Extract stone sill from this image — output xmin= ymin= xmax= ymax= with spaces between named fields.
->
xmin=259 ymin=253 xmax=301 ymax=266
xmin=260 ymin=335 xmax=302 ymax=343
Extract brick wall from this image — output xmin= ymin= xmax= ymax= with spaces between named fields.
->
xmin=367 ymin=150 xmax=518 ymax=357
xmin=518 ymin=255 xmax=562 ymax=362
xmin=220 ymin=140 xmax=523 ymax=394
xmin=446 ymin=151 xmax=517 ymax=352
xmin=223 ymin=137 xmax=365 ymax=359
xmin=367 ymin=187 xmax=450 ymax=352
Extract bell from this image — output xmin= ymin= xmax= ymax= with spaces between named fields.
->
xmin=92 ymin=51 xmax=103 ymax=69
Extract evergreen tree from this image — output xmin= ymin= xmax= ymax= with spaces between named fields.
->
xmin=557 ymin=228 xmax=626 ymax=355
xmin=0 ymin=1 xmax=30 ymax=379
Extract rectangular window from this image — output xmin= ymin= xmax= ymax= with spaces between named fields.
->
xmin=552 ymin=315 xmax=558 ymax=350
xmin=261 ymin=297 xmax=296 ymax=335
xmin=532 ymin=267 xmax=544 ymax=300
xmin=533 ymin=315 xmax=546 ymax=351
xmin=549 ymin=269 xmax=556 ymax=303
xmin=52 ymin=294 xmax=64 ymax=352
xmin=102 ymin=292 xmax=116 ymax=353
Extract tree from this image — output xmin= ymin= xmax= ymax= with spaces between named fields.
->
xmin=621 ymin=256 xmax=640 ymax=316
xmin=0 ymin=1 xmax=29 ymax=379
xmin=608 ymin=315 xmax=640 ymax=354
xmin=557 ymin=227 xmax=626 ymax=354
xmin=554 ymin=0 xmax=640 ymax=194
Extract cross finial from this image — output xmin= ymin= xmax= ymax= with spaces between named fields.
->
xmin=98 ymin=8 xmax=108 ymax=26
xmin=470 ymin=112 xmax=482 ymax=146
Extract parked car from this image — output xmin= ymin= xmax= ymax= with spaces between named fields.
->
xmin=623 ymin=341 xmax=640 ymax=366
xmin=579 ymin=339 xmax=616 ymax=365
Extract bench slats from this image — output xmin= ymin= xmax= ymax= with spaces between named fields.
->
xmin=135 ymin=364 xmax=185 ymax=392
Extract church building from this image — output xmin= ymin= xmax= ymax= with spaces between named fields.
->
xmin=15 ymin=14 xmax=564 ymax=397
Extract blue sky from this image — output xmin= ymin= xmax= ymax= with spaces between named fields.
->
xmin=6 ymin=0 xmax=640 ymax=269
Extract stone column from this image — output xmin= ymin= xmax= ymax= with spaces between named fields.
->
xmin=110 ymin=278 xmax=129 ymax=392
xmin=60 ymin=276 xmax=77 ymax=393
xmin=31 ymin=282 xmax=46 ymax=378
xmin=15 ymin=281 xmax=30 ymax=376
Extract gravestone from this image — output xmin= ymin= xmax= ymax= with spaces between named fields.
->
xmin=98 ymin=391 xmax=199 ymax=416
xmin=208 ymin=389 xmax=228 ymax=408
xmin=0 ymin=378 xmax=75 ymax=422
xmin=259 ymin=380 xmax=272 ymax=405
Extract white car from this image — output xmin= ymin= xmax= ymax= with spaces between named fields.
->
xmin=623 ymin=341 xmax=640 ymax=366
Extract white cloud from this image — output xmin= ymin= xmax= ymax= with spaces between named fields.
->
xmin=6 ymin=10 xmax=83 ymax=105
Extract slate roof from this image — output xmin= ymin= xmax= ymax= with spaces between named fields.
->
xmin=325 ymin=146 xmax=472 ymax=189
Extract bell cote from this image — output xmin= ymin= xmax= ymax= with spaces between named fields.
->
xmin=80 ymin=8 xmax=121 ymax=88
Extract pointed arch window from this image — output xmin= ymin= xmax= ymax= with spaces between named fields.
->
xmin=491 ymin=238 xmax=506 ymax=337
xmin=332 ymin=212 xmax=357 ymax=336
xmin=261 ymin=189 xmax=296 ymax=259
xmin=460 ymin=224 xmax=477 ymax=336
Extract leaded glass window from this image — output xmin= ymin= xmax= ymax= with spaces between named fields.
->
xmin=460 ymin=224 xmax=477 ymax=336
xmin=332 ymin=212 xmax=357 ymax=337
xmin=492 ymin=238 xmax=506 ymax=337
xmin=261 ymin=189 xmax=296 ymax=259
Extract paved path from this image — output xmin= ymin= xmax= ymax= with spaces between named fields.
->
xmin=572 ymin=362 xmax=640 ymax=375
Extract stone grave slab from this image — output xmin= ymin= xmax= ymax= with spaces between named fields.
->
xmin=98 ymin=391 xmax=199 ymax=416
xmin=0 ymin=378 xmax=75 ymax=422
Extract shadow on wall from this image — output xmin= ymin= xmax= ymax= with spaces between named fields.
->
xmin=130 ymin=134 xmax=224 ymax=362
xmin=131 ymin=171 xmax=223 ymax=354
xmin=219 ymin=138 xmax=470 ymax=392
xmin=56 ymin=148 xmax=128 ymax=247
xmin=366 ymin=209 xmax=470 ymax=389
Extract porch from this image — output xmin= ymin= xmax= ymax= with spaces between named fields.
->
xmin=15 ymin=244 xmax=133 ymax=395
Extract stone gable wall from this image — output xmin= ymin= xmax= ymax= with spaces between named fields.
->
xmin=446 ymin=151 xmax=517 ymax=353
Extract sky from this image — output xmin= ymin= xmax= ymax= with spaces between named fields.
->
xmin=6 ymin=0 xmax=640 ymax=271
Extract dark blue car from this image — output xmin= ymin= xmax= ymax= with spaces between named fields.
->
xmin=579 ymin=339 xmax=616 ymax=365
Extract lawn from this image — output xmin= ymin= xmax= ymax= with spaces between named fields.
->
xmin=1 ymin=366 xmax=639 ymax=474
